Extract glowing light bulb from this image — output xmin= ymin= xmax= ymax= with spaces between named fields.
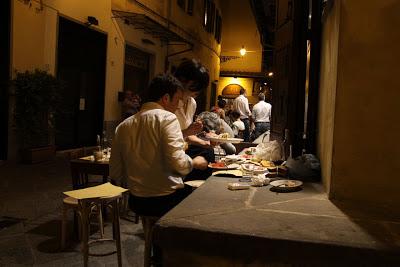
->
xmin=240 ymin=46 xmax=246 ymax=56
xmin=268 ymin=72 xmax=274 ymax=77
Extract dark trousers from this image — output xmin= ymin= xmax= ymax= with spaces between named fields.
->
xmin=242 ymin=118 xmax=250 ymax=142
xmin=253 ymin=122 xmax=270 ymax=140
xmin=129 ymin=187 xmax=192 ymax=217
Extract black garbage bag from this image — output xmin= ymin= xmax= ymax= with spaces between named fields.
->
xmin=286 ymin=154 xmax=321 ymax=181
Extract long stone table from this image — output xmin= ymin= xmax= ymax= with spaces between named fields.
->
xmin=153 ymin=177 xmax=400 ymax=266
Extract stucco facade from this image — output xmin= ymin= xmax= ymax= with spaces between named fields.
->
xmin=8 ymin=0 xmax=221 ymax=158
xmin=318 ymin=0 xmax=400 ymax=212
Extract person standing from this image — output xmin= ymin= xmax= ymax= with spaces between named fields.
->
xmin=110 ymin=74 xmax=208 ymax=218
xmin=251 ymin=93 xmax=272 ymax=140
xmin=121 ymin=90 xmax=141 ymax=120
xmin=174 ymin=59 xmax=214 ymax=179
xmin=233 ymin=88 xmax=251 ymax=142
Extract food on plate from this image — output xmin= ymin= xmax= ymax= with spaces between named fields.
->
xmin=250 ymin=157 xmax=261 ymax=163
xmin=218 ymin=133 xmax=230 ymax=139
xmin=226 ymin=163 xmax=240 ymax=169
xmin=209 ymin=162 xmax=226 ymax=168
xmin=261 ymin=160 xmax=275 ymax=167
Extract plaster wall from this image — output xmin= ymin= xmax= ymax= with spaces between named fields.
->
xmin=219 ymin=0 xmax=262 ymax=72
xmin=317 ymin=0 xmax=340 ymax=194
xmin=217 ymin=77 xmax=257 ymax=104
xmin=321 ymin=0 xmax=400 ymax=210
xmin=113 ymin=0 xmax=222 ymax=110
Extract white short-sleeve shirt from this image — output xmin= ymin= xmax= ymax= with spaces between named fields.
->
xmin=175 ymin=97 xmax=197 ymax=130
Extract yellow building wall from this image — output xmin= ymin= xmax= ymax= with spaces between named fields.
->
xmin=219 ymin=0 xmax=262 ymax=72
xmin=317 ymin=0 xmax=340 ymax=195
xmin=113 ymin=0 xmax=222 ymax=110
xmin=217 ymin=77 xmax=257 ymax=104
xmin=319 ymin=0 xmax=400 ymax=212
xmin=11 ymin=0 xmax=124 ymax=122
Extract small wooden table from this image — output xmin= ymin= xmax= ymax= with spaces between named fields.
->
xmin=70 ymin=156 xmax=109 ymax=189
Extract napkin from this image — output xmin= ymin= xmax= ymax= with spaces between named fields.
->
xmin=63 ymin=182 xmax=128 ymax=200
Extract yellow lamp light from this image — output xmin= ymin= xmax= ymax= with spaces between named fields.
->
xmin=268 ymin=72 xmax=274 ymax=77
xmin=240 ymin=46 xmax=246 ymax=56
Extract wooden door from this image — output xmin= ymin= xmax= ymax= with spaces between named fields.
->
xmin=56 ymin=17 xmax=106 ymax=150
xmin=271 ymin=0 xmax=308 ymax=157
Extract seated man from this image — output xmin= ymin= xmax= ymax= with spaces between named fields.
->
xmin=110 ymin=74 xmax=208 ymax=217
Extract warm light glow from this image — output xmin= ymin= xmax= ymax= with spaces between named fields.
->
xmin=268 ymin=72 xmax=274 ymax=77
xmin=240 ymin=46 xmax=246 ymax=56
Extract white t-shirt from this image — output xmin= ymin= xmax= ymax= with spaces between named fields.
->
xmin=110 ymin=102 xmax=193 ymax=197
xmin=232 ymin=120 xmax=245 ymax=136
xmin=233 ymin=94 xmax=251 ymax=119
xmin=252 ymin=101 xmax=271 ymax=122
xmin=175 ymin=97 xmax=197 ymax=130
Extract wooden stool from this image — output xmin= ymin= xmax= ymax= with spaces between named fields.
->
xmin=61 ymin=196 xmax=104 ymax=250
xmin=79 ymin=195 xmax=122 ymax=267
xmin=141 ymin=216 xmax=160 ymax=267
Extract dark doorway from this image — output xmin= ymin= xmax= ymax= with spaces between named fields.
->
xmin=0 ymin=0 xmax=11 ymax=160
xmin=124 ymin=45 xmax=150 ymax=100
xmin=270 ymin=0 xmax=309 ymax=157
xmin=56 ymin=17 xmax=107 ymax=150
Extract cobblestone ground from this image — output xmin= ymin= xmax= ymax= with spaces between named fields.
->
xmin=0 ymin=158 xmax=144 ymax=266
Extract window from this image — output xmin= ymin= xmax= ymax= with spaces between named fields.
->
xmin=215 ymin=11 xmax=222 ymax=43
xmin=203 ymin=0 xmax=209 ymax=27
xmin=208 ymin=1 xmax=215 ymax=33
xmin=187 ymin=0 xmax=194 ymax=15
xmin=178 ymin=0 xmax=186 ymax=10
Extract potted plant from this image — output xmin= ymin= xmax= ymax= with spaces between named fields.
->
xmin=13 ymin=69 xmax=61 ymax=163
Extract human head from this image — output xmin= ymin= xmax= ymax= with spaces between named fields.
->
xmin=145 ymin=74 xmax=183 ymax=113
xmin=239 ymin=88 xmax=246 ymax=95
xmin=197 ymin=111 xmax=223 ymax=133
xmin=174 ymin=59 xmax=209 ymax=98
xmin=258 ymin=93 xmax=265 ymax=101
xmin=217 ymin=99 xmax=226 ymax=109
xmin=230 ymin=110 xmax=240 ymax=120
xmin=124 ymin=90 xmax=133 ymax=99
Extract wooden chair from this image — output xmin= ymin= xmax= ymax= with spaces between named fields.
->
xmin=80 ymin=195 xmax=123 ymax=267
xmin=141 ymin=216 xmax=161 ymax=267
xmin=61 ymin=196 xmax=104 ymax=250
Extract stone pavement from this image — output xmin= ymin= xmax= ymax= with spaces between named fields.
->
xmin=0 ymin=158 xmax=144 ymax=266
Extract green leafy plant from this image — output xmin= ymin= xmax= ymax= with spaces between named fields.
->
xmin=13 ymin=69 xmax=62 ymax=149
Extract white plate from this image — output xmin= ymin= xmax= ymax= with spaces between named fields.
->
xmin=208 ymin=163 xmax=240 ymax=170
xmin=184 ymin=180 xmax=205 ymax=188
xmin=207 ymin=137 xmax=244 ymax=144
xmin=270 ymin=179 xmax=303 ymax=191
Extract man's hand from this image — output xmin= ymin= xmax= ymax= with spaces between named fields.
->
xmin=192 ymin=156 xmax=208 ymax=170
xmin=183 ymin=121 xmax=203 ymax=137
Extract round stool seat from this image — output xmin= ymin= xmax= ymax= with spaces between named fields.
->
xmin=63 ymin=196 xmax=78 ymax=206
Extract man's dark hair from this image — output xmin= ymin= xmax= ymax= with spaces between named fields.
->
xmin=230 ymin=110 xmax=240 ymax=120
xmin=174 ymin=59 xmax=209 ymax=92
xmin=144 ymin=74 xmax=183 ymax=102
xmin=217 ymin=99 xmax=226 ymax=108
xmin=239 ymin=88 xmax=246 ymax=95
xmin=258 ymin=93 xmax=265 ymax=101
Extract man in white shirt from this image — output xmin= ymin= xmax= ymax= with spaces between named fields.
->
xmin=233 ymin=88 xmax=252 ymax=142
xmin=110 ymin=74 xmax=207 ymax=217
xmin=251 ymin=93 xmax=272 ymax=140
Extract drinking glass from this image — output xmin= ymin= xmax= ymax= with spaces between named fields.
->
xmin=239 ymin=164 xmax=254 ymax=182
